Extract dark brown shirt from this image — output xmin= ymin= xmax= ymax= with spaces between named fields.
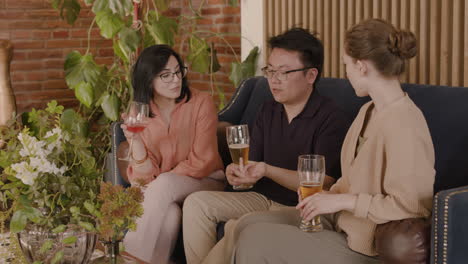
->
xmin=250 ymin=90 xmax=351 ymax=206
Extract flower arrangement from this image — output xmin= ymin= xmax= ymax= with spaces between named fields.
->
xmin=0 ymin=101 xmax=144 ymax=263
xmin=0 ymin=101 xmax=100 ymax=233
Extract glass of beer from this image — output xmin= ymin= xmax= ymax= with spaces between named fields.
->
xmin=298 ymin=154 xmax=325 ymax=232
xmin=226 ymin=124 xmax=252 ymax=190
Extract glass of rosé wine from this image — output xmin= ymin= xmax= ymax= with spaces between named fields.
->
xmin=119 ymin=101 xmax=149 ymax=161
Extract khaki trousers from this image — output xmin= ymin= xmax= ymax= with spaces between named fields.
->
xmin=182 ymin=191 xmax=286 ymax=264
xmin=232 ymin=209 xmax=381 ymax=264
xmin=123 ymin=171 xmax=224 ymax=264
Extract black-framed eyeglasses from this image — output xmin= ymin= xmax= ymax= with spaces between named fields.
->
xmin=158 ymin=67 xmax=188 ymax=83
xmin=261 ymin=66 xmax=314 ymax=81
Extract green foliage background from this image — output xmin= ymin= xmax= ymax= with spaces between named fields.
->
xmin=52 ymin=0 xmax=259 ymax=166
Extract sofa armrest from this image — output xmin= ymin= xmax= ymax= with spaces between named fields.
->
xmin=107 ymin=122 xmax=130 ymax=187
xmin=431 ymin=185 xmax=468 ymax=264
xmin=375 ymin=218 xmax=430 ymax=264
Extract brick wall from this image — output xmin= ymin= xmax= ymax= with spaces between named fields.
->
xmin=170 ymin=0 xmax=241 ymax=107
xmin=0 ymin=0 xmax=240 ymax=113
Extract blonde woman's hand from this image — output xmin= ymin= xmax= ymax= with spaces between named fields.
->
xmin=296 ymin=192 xmax=357 ymax=221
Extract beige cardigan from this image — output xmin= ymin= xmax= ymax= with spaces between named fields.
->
xmin=330 ymin=95 xmax=435 ymax=256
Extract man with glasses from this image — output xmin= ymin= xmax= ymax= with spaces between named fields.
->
xmin=182 ymin=28 xmax=351 ymax=264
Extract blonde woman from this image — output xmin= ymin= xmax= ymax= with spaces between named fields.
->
xmin=231 ymin=19 xmax=435 ymax=264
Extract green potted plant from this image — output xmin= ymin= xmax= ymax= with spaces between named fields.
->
xmin=50 ymin=0 xmax=259 ymax=168
xmin=93 ymin=182 xmax=143 ymax=263
xmin=0 ymin=101 xmax=101 ymax=263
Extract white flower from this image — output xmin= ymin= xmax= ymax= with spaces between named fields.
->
xmin=18 ymin=132 xmax=46 ymax=158
xmin=44 ymin=127 xmax=62 ymax=139
xmin=10 ymin=161 xmax=39 ymax=185
xmin=30 ymin=157 xmax=68 ymax=176
xmin=44 ymin=127 xmax=65 ymax=154
xmin=12 ymin=128 xmax=71 ymax=186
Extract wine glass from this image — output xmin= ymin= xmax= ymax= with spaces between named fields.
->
xmin=298 ymin=154 xmax=325 ymax=232
xmin=226 ymin=124 xmax=252 ymax=190
xmin=119 ymin=101 xmax=149 ymax=161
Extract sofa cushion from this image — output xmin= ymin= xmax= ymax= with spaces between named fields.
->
xmin=219 ymin=76 xmax=468 ymax=193
xmin=317 ymin=78 xmax=468 ymax=193
xmin=403 ymin=84 xmax=468 ymax=193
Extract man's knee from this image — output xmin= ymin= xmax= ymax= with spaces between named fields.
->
xmin=183 ymin=191 xmax=216 ymax=218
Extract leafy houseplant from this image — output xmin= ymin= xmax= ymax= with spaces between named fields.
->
xmin=93 ymin=182 xmax=144 ymax=263
xmin=0 ymin=102 xmax=145 ymax=263
xmin=0 ymin=101 xmax=101 ymax=262
xmin=52 ymin=0 xmax=259 ymax=166
xmin=95 ymin=182 xmax=143 ymax=242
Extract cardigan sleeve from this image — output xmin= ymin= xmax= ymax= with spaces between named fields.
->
xmin=171 ymin=94 xmax=222 ymax=178
xmin=353 ymin=115 xmax=435 ymax=224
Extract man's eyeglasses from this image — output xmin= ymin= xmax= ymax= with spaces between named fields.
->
xmin=261 ymin=66 xmax=314 ymax=81
xmin=158 ymin=67 xmax=188 ymax=83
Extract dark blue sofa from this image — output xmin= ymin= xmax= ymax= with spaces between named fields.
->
xmin=218 ymin=76 xmax=468 ymax=264
xmin=109 ymin=76 xmax=468 ymax=264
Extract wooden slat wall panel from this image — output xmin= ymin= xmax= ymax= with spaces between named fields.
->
xmin=372 ymin=0 xmax=381 ymax=18
xmin=331 ymin=0 xmax=339 ymax=80
xmin=264 ymin=0 xmax=467 ymax=86
xmin=409 ymin=0 xmax=419 ymax=83
xmin=429 ymin=0 xmax=441 ymax=84
xmin=400 ymin=0 xmax=410 ymax=83
xmin=452 ymin=0 xmax=463 ymax=85
xmin=339 ymin=0 xmax=347 ymax=78
xmin=440 ymin=1 xmax=452 ymax=85
xmin=419 ymin=0 xmax=429 ymax=84
xmin=323 ymin=0 xmax=331 ymax=76
xmin=465 ymin=0 xmax=468 ymax=86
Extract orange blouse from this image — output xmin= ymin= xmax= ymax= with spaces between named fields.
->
xmin=127 ymin=89 xmax=224 ymax=183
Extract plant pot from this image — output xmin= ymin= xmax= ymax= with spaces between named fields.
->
xmin=103 ymin=240 xmax=120 ymax=264
xmin=0 ymin=39 xmax=16 ymax=127
xmin=94 ymin=240 xmax=137 ymax=264
xmin=17 ymin=225 xmax=96 ymax=264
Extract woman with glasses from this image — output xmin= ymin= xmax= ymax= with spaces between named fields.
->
xmin=120 ymin=45 xmax=225 ymax=264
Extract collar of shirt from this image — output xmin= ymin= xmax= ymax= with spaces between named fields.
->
xmin=276 ymin=90 xmax=323 ymax=120
xmin=149 ymin=93 xmax=192 ymax=118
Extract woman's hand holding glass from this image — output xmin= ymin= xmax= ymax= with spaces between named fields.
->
xmin=297 ymin=154 xmax=325 ymax=232
xmin=119 ymin=102 xmax=149 ymax=162
xmin=296 ymin=189 xmax=358 ymax=227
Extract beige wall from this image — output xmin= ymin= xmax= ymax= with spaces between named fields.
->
xmin=262 ymin=0 xmax=467 ymax=87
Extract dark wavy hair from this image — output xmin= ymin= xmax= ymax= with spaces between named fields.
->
xmin=132 ymin=44 xmax=191 ymax=117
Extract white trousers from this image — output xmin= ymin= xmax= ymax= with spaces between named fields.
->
xmin=123 ymin=170 xmax=225 ymax=264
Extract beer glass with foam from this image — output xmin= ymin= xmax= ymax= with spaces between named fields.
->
xmin=226 ymin=124 xmax=252 ymax=190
